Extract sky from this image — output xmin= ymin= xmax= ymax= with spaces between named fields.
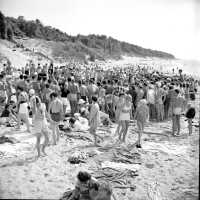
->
xmin=0 ymin=0 xmax=200 ymax=61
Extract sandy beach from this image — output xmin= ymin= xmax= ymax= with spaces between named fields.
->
xmin=0 ymin=115 xmax=199 ymax=200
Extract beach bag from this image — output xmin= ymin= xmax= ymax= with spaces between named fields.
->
xmin=186 ymin=107 xmax=195 ymax=119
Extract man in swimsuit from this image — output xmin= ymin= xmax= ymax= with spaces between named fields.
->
xmin=48 ymin=92 xmax=63 ymax=145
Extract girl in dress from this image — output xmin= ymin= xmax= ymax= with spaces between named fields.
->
xmin=33 ymin=96 xmax=49 ymax=158
xmin=134 ymin=98 xmax=149 ymax=148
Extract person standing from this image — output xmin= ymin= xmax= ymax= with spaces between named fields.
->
xmin=171 ymin=89 xmax=186 ymax=136
xmin=78 ymin=80 xmax=88 ymax=102
xmin=134 ymin=98 xmax=149 ymax=148
xmin=16 ymin=86 xmax=31 ymax=132
xmin=115 ymin=93 xmax=125 ymax=140
xmin=155 ymin=82 xmax=165 ymax=121
xmin=68 ymin=77 xmax=79 ymax=115
xmin=33 ymin=96 xmax=49 ymax=158
xmin=89 ymin=96 xmax=101 ymax=146
xmin=146 ymin=84 xmax=156 ymax=120
xmin=127 ymin=85 xmax=137 ymax=112
xmin=118 ymin=95 xmax=132 ymax=143
xmin=48 ymin=92 xmax=63 ymax=145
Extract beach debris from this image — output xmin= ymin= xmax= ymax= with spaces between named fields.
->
xmin=101 ymin=161 xmax=140 ymax=172
xmin=0 ymin=151 xmax=5 ymax=158
xmin=92 ymin=166 xmax=138 ymax=190
xmin=68 ymin=151 xmax=97 ymax=164
xmin=112 ymin=148 xmax=142 ymax=164
xmin=64 ymin=132 xmax=93 ymax=142
xmin=0 ymin=136 xmax=18 ymax=144
xmin=44 ymin=173 xmax=49 ymax=177
xmin=146 ymin=182 xmax=164 ymax=200
xmin=145 ymin=163 xmax=155 ymax=169
xmin=142 ymin=142 xmax=188 ymax=155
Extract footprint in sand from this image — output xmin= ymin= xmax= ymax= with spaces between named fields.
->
xmin=145 ymin=163 xmax=154 ymax=169
xmin=44 ymin=173 xmax=49 ymax=177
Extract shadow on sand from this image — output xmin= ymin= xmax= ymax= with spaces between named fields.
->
xmin=0 ymin=156 xmax=37 ymax=168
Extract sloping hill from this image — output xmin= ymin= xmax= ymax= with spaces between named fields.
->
xmin=0 ymin=11 xmax=175 ymax=62
xmin=0 ymin=39 xmax=52 ymax=68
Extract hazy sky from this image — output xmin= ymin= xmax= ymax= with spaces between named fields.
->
xmin=1 ymin=0 xmax=200 ymax=61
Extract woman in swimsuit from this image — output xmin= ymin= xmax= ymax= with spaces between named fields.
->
xmin=118 ymin=94 xmax=132 ymax=143
xmin=33 ymin=96 xmax=49 ymax=158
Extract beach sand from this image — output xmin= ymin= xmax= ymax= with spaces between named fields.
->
xmin=0 ymin=117 xmax=199 ymax=200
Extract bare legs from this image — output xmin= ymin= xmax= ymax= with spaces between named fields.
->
xmin=52 ymin=122 xmax=60 ymax=145
xmin=90 ymin=127 xmax=101 ymax=146
xmin=136 ymin=121 xmax=144 ymax=147
xmin=172 ymin=115 xmax=180 ymax=136
xmin=35 ymin=130 xmax=49 ymax=158
xmin=122 ymin=121 xmax=129 ymax=142
xmin=188 ymin=119 xmax=192 ymax=135
xmin=17 ymin=113 xmax=31 ymax=132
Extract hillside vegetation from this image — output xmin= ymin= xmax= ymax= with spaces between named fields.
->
xmin=0 ymin=11 xmax=175 ymax=62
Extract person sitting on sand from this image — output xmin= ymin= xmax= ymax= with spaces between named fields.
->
xmin=33 ymin=96 xmax=49 ymax=158
xmin=89 ymin=96 xmax=101 ymax=146
xmin=68 ymin=171 xmax=99 ymax=200
xmin=134 ymin=98 xmax=149 ymax=148
xmin=0 ymin=101 xmax=18 ymax=124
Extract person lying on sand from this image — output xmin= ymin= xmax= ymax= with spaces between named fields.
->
xmin=69 ymin=117 xmax=89 ymax=132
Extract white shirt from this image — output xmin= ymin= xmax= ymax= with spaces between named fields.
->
xmin=147 ymin=89 xmax=155 ymax=104
xmin=61 ymin=97 xmax=71 ymax=113
xmin=19 ymin=102 xmax=29 ymax=114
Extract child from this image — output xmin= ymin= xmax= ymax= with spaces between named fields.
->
xmin=185 ymin=103 xmax=196 ymax=135
xmin=68 ymin=171 xmax=99 ymax=200
xmin=134 ymin=98 xmax=149 ymax=148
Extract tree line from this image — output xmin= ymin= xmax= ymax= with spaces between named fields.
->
xmin=0 ymin=11 xmax=175 ymax=59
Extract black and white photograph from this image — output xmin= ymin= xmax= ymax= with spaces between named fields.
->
xmin=0 ymin=0 xmax=199 ymax=199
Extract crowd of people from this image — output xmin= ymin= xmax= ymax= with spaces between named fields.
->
xmin=0 ymin=60 xmax=198 ymax=157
